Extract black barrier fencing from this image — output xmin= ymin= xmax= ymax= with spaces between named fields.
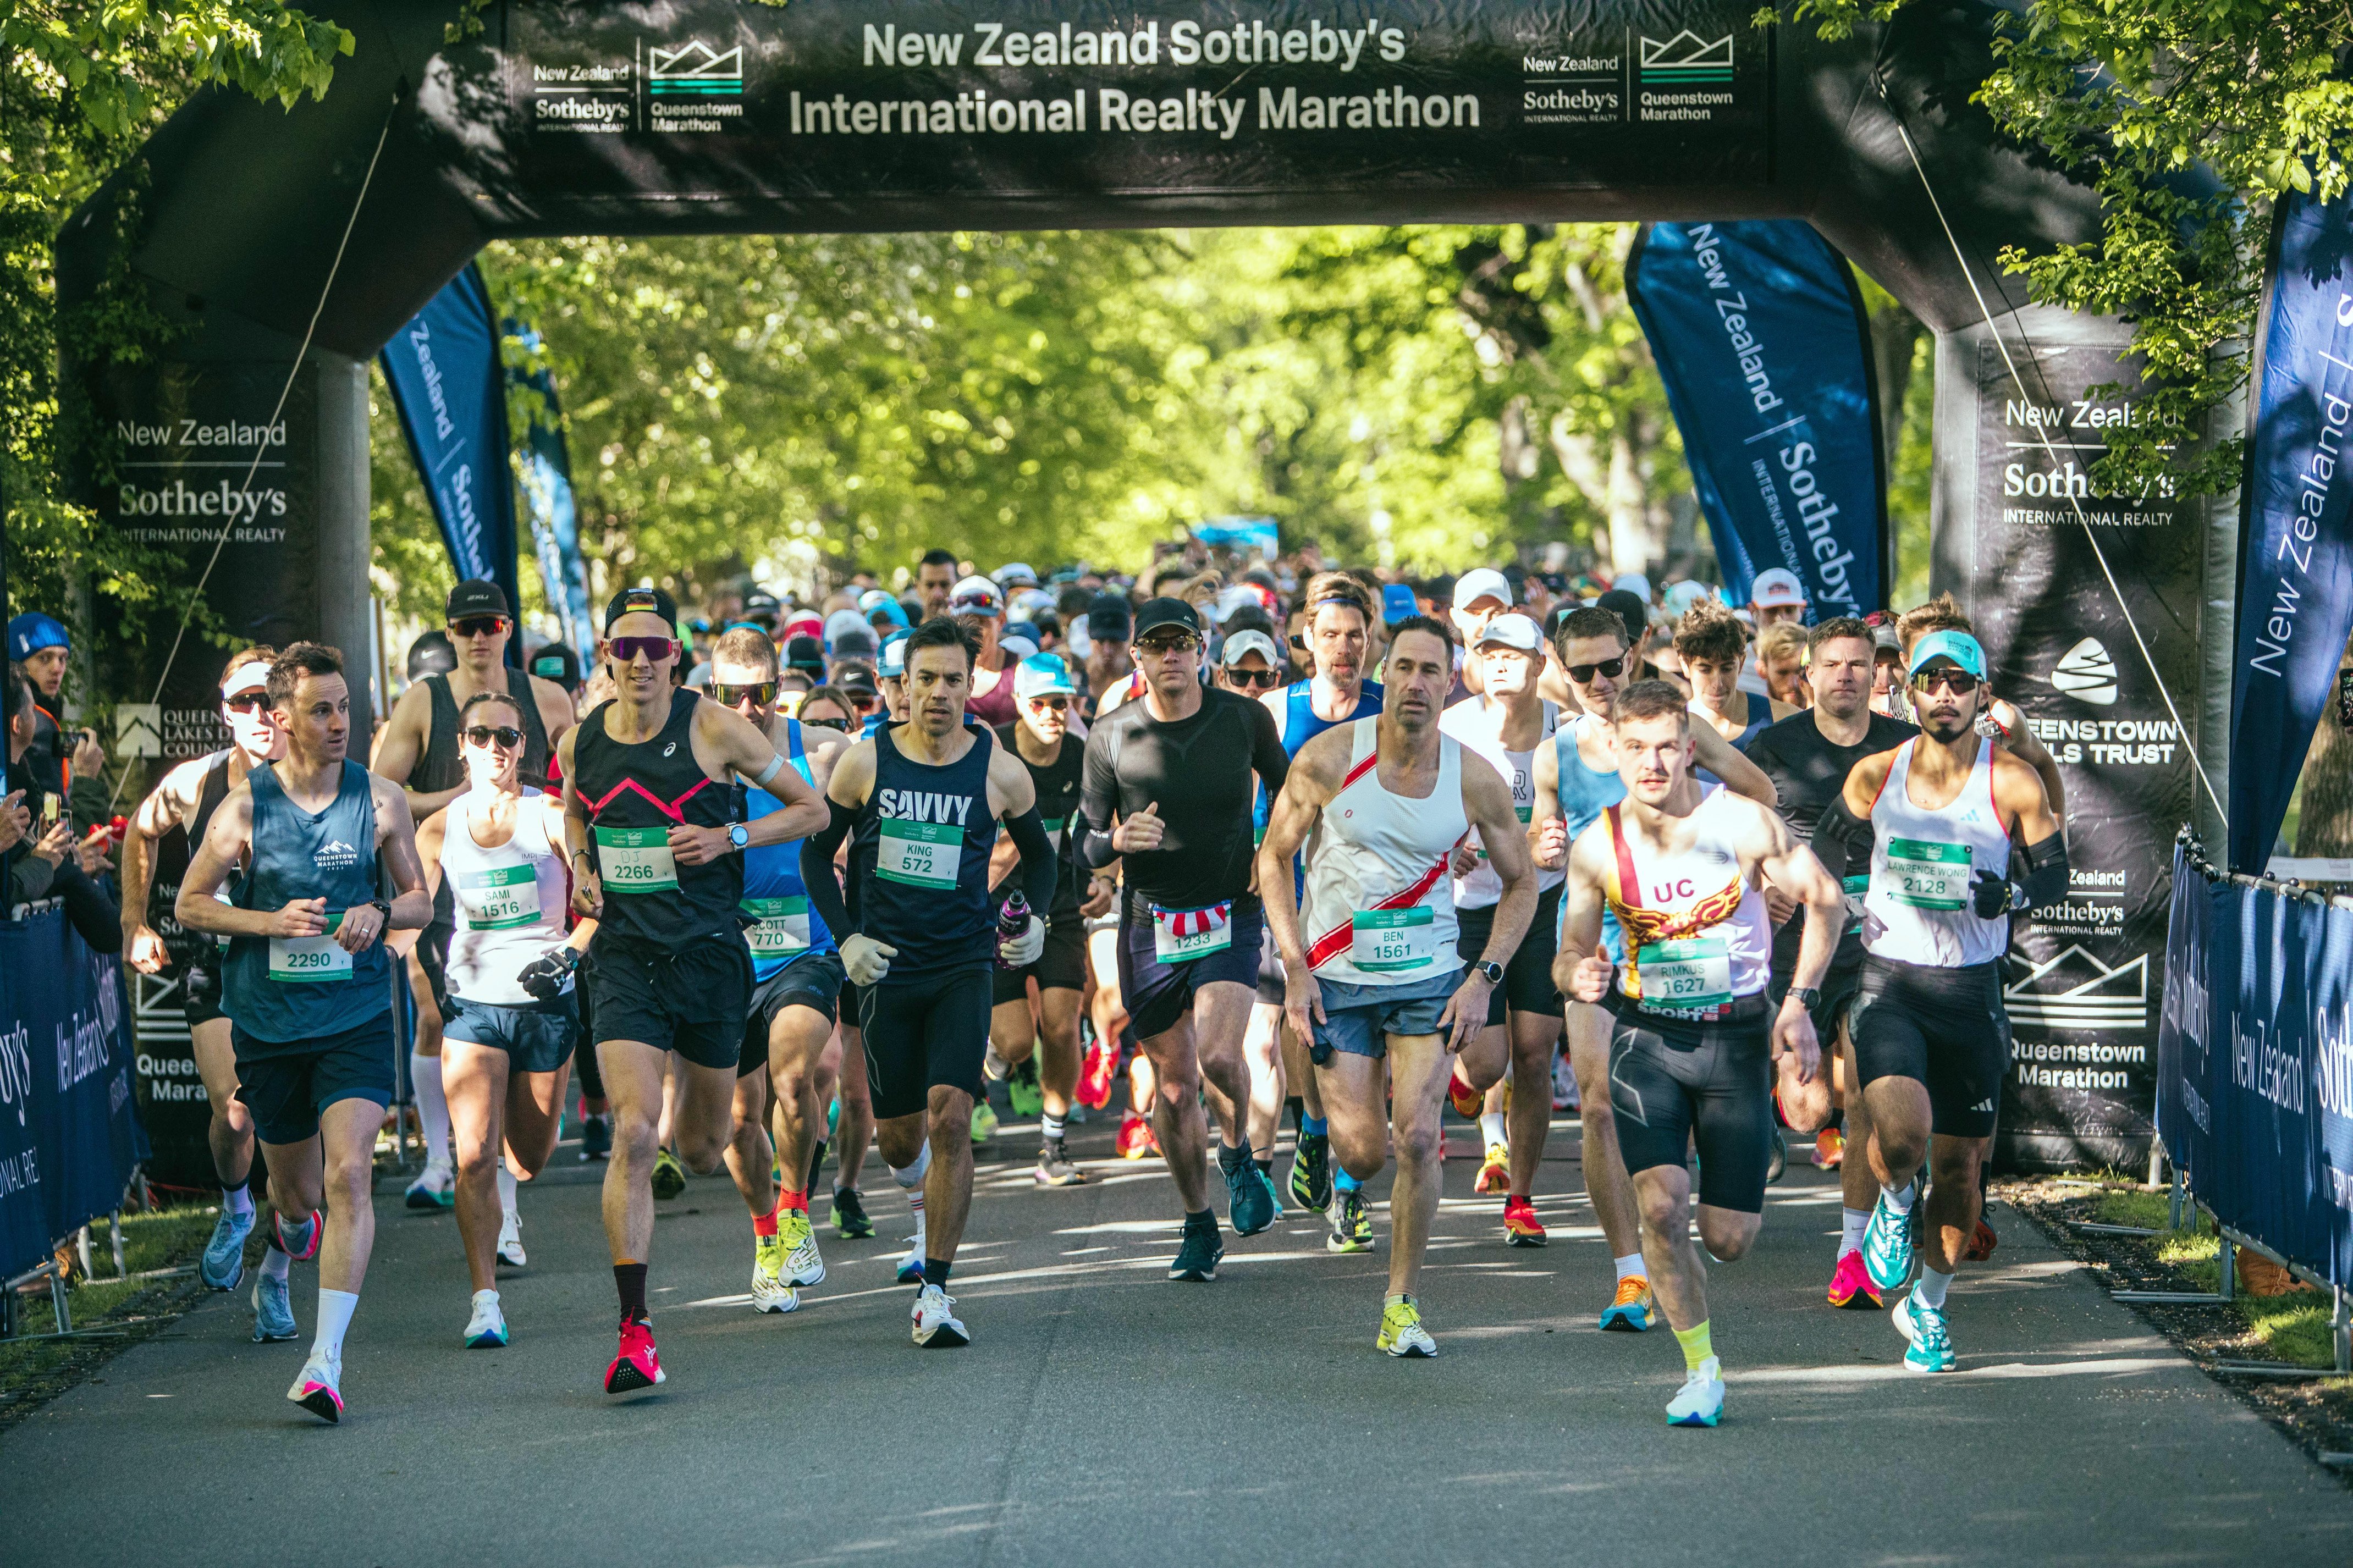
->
xmin=2154 ymin=837 xmax=2353 ymax=1371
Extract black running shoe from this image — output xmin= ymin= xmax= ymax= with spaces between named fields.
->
xmin=830 ymin=1185 xmax=873 ymax=1239
xmin=1765 ymin=1127 xmax=1788 ymax=1186
xmin=578 ymin=1113 xmax=611 ymax=1163
xmin=1169 ymin=1219 xmax=1225 ymax=1282
xmin=1290 ymin=1131 xmax=1332 ymax=1213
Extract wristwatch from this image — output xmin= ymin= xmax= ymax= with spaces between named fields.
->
xmin=1473 ymin=959 xmax=1505 ymax=985
xmin=368 ymin=897 xmax=392 ymax=924
xmin=1786 ymin=985 xmax=1822 ymax=1009
xmin=728 ymin=823 xmax=750 ymax=852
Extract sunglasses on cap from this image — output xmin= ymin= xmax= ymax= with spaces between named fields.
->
xmin=1224 ymin=667 xmax=1284 ymax=690
xmin=1564 ymin=656 xmax=1627 ymax=683
xmin=463 ymin=725 xmax=523 ymax=749
xmin=450 ymin=616 xmax=509 ymax=639
xmin=710 ymin=681 xmax=778 ymax=708
xmin=222 ymin=689 xmax=269 ymax=714
xmin=1027 ymin=694 xmax=1072 ymax=712
xmin=1910 ymin=668 xmax=1981 ymax=695
xmin=607 ymin=635 xmax=679 ymax=662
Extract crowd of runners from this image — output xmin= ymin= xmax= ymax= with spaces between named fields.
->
xmin=28 ymin=533 xmax=2070 ymax=1429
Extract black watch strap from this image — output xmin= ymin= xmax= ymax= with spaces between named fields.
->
xmin=1475 ymin=959 xmax=1505 ymax=985
xmin=1788 ymin=984 xmax=1822 ymax=1008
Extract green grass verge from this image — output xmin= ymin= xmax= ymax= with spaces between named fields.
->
xmin=2094 ymin=1191 xmax=2344 ymax=1371
xmin=1 ymin=1206 xmax=219 ymax=1397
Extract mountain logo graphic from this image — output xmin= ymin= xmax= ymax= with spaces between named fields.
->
xmin=1639 ymin=31 xmax=1733 ymax=84
xmin=2004 ymin=945 xmax=2147 ymax=1030
xmin=648 ymin=40 xmax=743 ymax=97
xmin=115 ymin=702 xmax=163 ymax=758
xmin=2050 ymin=637 xmax=2118 ymax=706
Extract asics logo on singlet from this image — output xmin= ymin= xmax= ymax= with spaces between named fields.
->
xmin=663 ymin=742 xmax=677 ymax=757
xmin=875 ymin=788 xmax=973 ymax=825
xmin=314 ymin=838 xmax=359 ymax=869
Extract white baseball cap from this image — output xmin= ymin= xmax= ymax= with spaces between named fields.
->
xmin=1453 ymin=568 xmax=1513 ymax=612
xmin=1472 ymin=612 xmax=1542 ymax=653
xmin=1219 ymin=628 xmax=1281 ymax=667
xmin=1611 ymin=571 xmax=1652 ymax=603
xmin=948 ymin=575 xmax=1004 ymax=617
xmin=1750 ymin=568 xmax=1808 ymax=609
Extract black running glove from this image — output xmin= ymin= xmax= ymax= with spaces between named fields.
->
xmin=517 ymin=947 xmax=580 ymax=1001
xmin=1969 ymin=868 xmax=2016 ymax=919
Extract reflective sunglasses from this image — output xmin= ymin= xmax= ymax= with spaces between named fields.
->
xmin=1564 ymin=656 xmax=1627 ymax=683
xmin=222 ymin=689 xmax=269 ymax=714
xmin=463 ymin=725 xmax=523 ymax=749
xmin=1222 ymin=667 xmax=1284 ymax=690
xmin=1911 ymin=669 xmax=1981 ymax=696
xmin=847 ymin=693 xmax=879 ymax=713
xmin=1027 ymin=695 xmax=1072 ymax=713
xmin=450 ymin=616 xmax=509 ymax=639
xmin=607 ymin=635 xmax=679 ymax=662
xmin=1137 ymin=634 xmax=1201 ymax=656
xmin=800 ymin=715 xmax=853 ymax=733
xmin=710 ymin=681 xmax=777 ymax=708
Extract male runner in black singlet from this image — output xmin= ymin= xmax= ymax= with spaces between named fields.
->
xmin=560 ymin=587 xmax=830 ymax=1394
xmin=800 ymin=616 xmax=1062 ymax=1347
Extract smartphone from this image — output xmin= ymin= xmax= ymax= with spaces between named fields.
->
xmin=2338 ymin=667 xmax=2353 ymax=733
xmin=42 ymin=793 xmax=61 ymax=829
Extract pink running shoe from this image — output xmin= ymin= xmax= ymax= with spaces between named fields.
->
xmin=1827 ymin=1248 xmax=1883 ymax=1311
xmin=604 ymin=1315 xmax=665 ymax=1394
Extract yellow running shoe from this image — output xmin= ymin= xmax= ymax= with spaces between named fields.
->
xmin=1474 ymin=1142 xmax=1511 ymax=1195
xmin=778 ymin=1208 xmax=826 ymax=1287
xmin=1376 ymin=1296 xmax=1438 ymax=1357
xmin=750 ymin=1234 xmax=800 ymax=1314
xmin=1599 ymin=1274 xmax=1656 ymax=1332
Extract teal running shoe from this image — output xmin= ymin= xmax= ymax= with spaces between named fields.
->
xmin=200 ymin=1205 xmax=254 ymax=1292
xmin=1862 ymin=1191 xmax=1915 ymax=1293
xmin=251 ymin=1271 xmax=298 ymax=1343
xmin=1225 ymin=1156 xmax=1276 ymax=1236
xmin=1892 ymin=1292 xmax=1957 ymax=1372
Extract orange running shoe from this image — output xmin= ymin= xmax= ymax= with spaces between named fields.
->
xmin=1814 ymin=1127 xmax=1845 ymax=1169
xmin=1826 ymin=1248 xmax=1882 ymax=1310
xmin=1447 ymin=1066 xmax=1484 ymax=1120
xmin=1474 ymin=1143 xmax=1511 ymax=1195
xmin=1503 ymin=1194 xmax=1547 ymax=1247
xmin=1965 ymin=1217 xmax=1998 ymax=1261
xmin=1116 ymin=1114 xmax=1158 ymax=1161
xmin=1598 ymin=1274 xmax=1654 ymax=1330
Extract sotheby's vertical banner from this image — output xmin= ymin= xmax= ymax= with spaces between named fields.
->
xmin=2229 ymin=186 xmax=2353 ymax=873
xmin=380 ymin=262 xmax=522 ymax=648
xmin=1625 ymin=220 xmax=1887 ymax=617
xmin=1968 ymin=340 xmax=2204 ymax=1169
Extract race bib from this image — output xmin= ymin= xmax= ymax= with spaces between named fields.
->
xmin=742 ymin=896 xmax=811 ymax=959
xmin=1634 ymin=936 xmax=1732 ymax=1010
xmin=877 ymin=818 xmax=962 ymax=889
xmin=1885 ymin=837 xmax=1971 ymax=911
xmin=455 ymin=864 xmax=541 ymax=930
xmin=1351 ymin=907 xmax=1440 ymax=973
xmin=1474 ymin=804 xmax=1534 ymax=860
xmin=269 ymin=914 xmax=352 ymax=984
xmin=595 ymin=826 xmax=678 ymax=893
xmin=1043 ymin=815 xmax=1066 ymax=851
xmin=1153 ymin=901 xmax=1233 ymax=963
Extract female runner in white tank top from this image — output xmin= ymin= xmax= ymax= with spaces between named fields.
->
xmin=416 ymin=690 xmax=598 ymax=1349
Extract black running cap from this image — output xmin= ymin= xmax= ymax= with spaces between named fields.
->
xmin=604 ymin=585 xmax=680 ymax=634
xmin=1131 ymin=598 xmax=1200 ymax=639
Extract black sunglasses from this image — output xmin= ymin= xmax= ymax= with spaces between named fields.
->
xmin=450 ymin=616 xmax=509 ymax=639
xmin=463 ymin=725 xmax=523 ymax=749
xmin=710 ymin=681 xmax=777 ymax=707
xmin=1223 ymin=667 xmax=1284 ymax=689
xmin=223 ymin=689 xmax=269 ymax=714
xmin=1911 ymin=669 xmax=1981 ymax=695
xmin=1027 ymin=695 xmax=1072 ymax=712
xmin=1565 ymin=656 xmax=1627 ymax=683
xmin=800 ymin=715 xmax=853 ymax=733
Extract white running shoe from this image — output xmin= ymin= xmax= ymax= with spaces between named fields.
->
xmin=1666 ymin=1357 xmax=1726 ymax=1427
xmin=496 ymin=1207 xmax=526 ymax=1268
xmin=404 ymin=1160 xmax=455 ymax=1211
xmin=895 ymin=1236 xmax=925 ymax=1285
xmin=910 ymin=1284 xmax=968 ymax=1348
xmin=779 ymin=1210 xmax=825 ymax=1287
xmin=751 ymin=1233 xmax=802 ymax=1314
xmin=287 ymin=1349 xmax=344 ymax=1422
xmin=464 ymin=1289 xmax=509 ymax=1348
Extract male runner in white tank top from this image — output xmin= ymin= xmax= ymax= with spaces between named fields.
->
xmin=1815 ymin=630 xmax=2065 ymax=1373
xmin=1557 ymin=680 xmax=1845 ymax=1427
xmin=1260 ymin=616 xmax=1535 ymax=1357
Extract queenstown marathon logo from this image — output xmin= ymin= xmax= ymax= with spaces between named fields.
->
xmin=2004 ymin=945 xmax=2148 ymax=1030
xmin=315 ymin=838 xmax=361 ymax=871
xmin=1639 ymin=31 xmax=1732 ymax=86
xmin=648 ymin=40 xmax=743 ymax=98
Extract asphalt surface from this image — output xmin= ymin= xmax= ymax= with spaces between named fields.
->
xmin=4 ymin=1109 xmax=2348 ymax=1567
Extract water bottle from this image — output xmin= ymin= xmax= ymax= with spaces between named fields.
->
xmin=994 ymin=891 xmax=1031 ymax=970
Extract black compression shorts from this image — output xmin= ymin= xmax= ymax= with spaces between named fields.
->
xmin=1455 ymin=884 xmax=1565 ymax=1026
xmin=1849 ymin=955 xmax=2010 ymax=1139
xmin=181 ymin=956 xmax=228 ymax=1031
xmin=990 ymin=912 xmax=1087 ymax=1004
xmin=857 ymin=968 xmax=993 ymax=1120
xmin=1116 ymin=897 xmax=1264 ymax=1040
xmin=1771 ymin=958 xmax=1864 ymax=1052
xmin=738 ymin=949 xmax=847 ymax=1075
xmin=1606 ymin=995 xmax=1775 ymax=1214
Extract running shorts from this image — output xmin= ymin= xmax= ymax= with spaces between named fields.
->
xmin=1849 ymin=955 xmax=2010 ymax=1140
xmin=1771 ymin=958 xmax=1865 ymax=1052
xmin=1308 ymin=968 xmax=1465 ymax=1063
xmin=181 ymin=957 xmax=227 ymax=1031
xmin=1255 ymin=924 xmax=1287 ymax=1006
xmin=857 ymin=968 xmax=993 ymax=1120
xmin=1115 ymin=896 xmax=1265 ymax=1041
xmin=1454 ymin=884 xmax=1565 ymax=1026
xmin=415 ymin=876 xmax=456 ymax=1019
xmin=587 ymin=937 xmax=752 ymax=1072
xmin=443 ymin=993 xmax=580 ymax=1075
xmin=990 ymin=914 xmax=1085 ymax=1006
xmin=739 ymin=949 xmax=847 ymax=1074
xmin=233 ymin=1014 xmax=397 ymax=1147
xmin=1606 ymin=994 xmax=1775 ymax=1214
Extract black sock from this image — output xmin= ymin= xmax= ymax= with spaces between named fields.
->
xmin=1254 ymin=1158 xmax=1272 ymax=1178
xmin=805 ymin=1139 xmax=828 ymax=1190
xmin=614 ymin=1262 xmax=649 ymax=1323
xmin=1186 ymin=1206 xmax=1217 ymax=1231
xmin=1286 ymin=1095 xmax=1304 ymax=1134
xmin=923 ymin=1257 xmax=952 ymax=1289
xmin=1219 ymin=1140 xmax=1252 ymax=1171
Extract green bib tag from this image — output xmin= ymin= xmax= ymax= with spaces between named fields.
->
xmin=1634 ymin=936 xmax=1732 ymax=1010
xmin=741 ymin=896 xmax=811 ymax=959
xmin=595 ymin=826 xmax=678 ymax=893
xmin=456 ymin=864 xmax=541 ymax=930
xmin=877 ymin=818 xmax=962 ymax=888
xmin=1351 ymin=906 xmax=1439 ymax=972
xmin=268 ymin=912 xmax=350 ymax=984
xmin=1884 ymin=837 xmax=1971 ymax=911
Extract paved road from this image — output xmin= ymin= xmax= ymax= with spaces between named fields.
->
xmin=5 ymin=1112 xmax=2348 ymax=1567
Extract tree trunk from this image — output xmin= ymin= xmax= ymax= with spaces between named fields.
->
xmin=2294 ymin=639 xmax=2353 ymax=858
xmin=1869 ymin=299 xmax=1924 ymax=480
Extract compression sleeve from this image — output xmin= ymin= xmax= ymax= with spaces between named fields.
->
xmin=752 ymin=752 xmax=785 ymax=787
xmin=799 ymin=798 xmax=857 ymax=941
xmin=1811 ymin=793 xmax=1873 ymax=884
xmin=1078 ymin=724 xmax=1122 ymax=869
xmin=1002 ymin=806 xmax=1059 ymax=914
xmin=2014 ymin=829 xmax=2068 ymax=911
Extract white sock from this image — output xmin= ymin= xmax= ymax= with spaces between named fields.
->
xmin=1479 ymin=1111 xmax=1507 ymax=1148
xmin=1840 ymin=1207 xmax=1871 ymax=1257
xmin=410 ymin=1051 xmax=450 ymax=1166
xmin=222 ymin=1181 xmax=254 ymax=1219
xmin=889 ymin=1142 xmax=931 ymax=1189
xmin=1881 ymin=1180 xmax=1916 ymax=1214
xmin=260 ymin=1245 xmax=292 ymax=1284
xmin=1913 ymin=1266 xmax=1953 ymax=1310
xmin=497 ymin=1164 xmax=519 ymax=1221
xmin=312 ymin=1287 xmax=359 ymax=1362
xmin=1614 ymin=1251 xmax=1646 ymax=1283
xmin=984 ymin=1046 xmax=1009 ymax=1081
xmin=1040 ymin=1112 xmax=1065 ymax=1141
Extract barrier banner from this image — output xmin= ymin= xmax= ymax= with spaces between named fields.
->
xmin=2153 ymin=845 xmax=2214 ymax=1188
xmin=509 ymin=324 xmax=597 ymax=668
xmin=2159 ymin=851 xmax=2353 ymax=1287
xmin=0 ymin=908 xmax=150 ymax=1282
xmin=1625 ymin=219 xmax=1886 ymax=617
xmin=380 ymin=262 xmax=522 ymax=644
xmin=2229 ymin=185 xmax=2353 ymax=873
